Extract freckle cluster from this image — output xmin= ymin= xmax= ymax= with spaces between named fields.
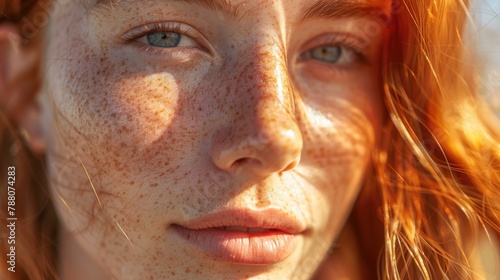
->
xmin=42 ymin=0 xmax=385 ymax=278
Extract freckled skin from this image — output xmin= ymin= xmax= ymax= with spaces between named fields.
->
xmin=43 ymin=0 xmax=388 ymax=279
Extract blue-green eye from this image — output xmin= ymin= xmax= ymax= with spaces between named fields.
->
xmin=146 ymin=32 xmax=181 ymax=48
xmin=309 ymin=46 xmax=342 ymax=63
xmin=130 ymin=23 xmax=200 ymax=50
xmin=302 ymin=44 xmax=359 ymax=65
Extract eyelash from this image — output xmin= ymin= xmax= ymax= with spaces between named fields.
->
xmin=123 ymin=22 xmax=203 ymax=55
xmin=125 ymin=22 xmax=201 ymax=41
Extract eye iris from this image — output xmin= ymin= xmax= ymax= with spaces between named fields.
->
xmin=146 ymin=32 xmax=181 ymax=48
xmin=310 ymin=46 xmax=341 ymax=63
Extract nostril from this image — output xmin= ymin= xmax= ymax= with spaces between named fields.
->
xmin=231 ymin=158 xmax=254 ymax=170
xmin=234 ymin=158 xmax=247 ymax=166
xmin=281 ymin=157 xmax=300 ymax=173
xmin=232 ymin=158 xmax=263 ymax=170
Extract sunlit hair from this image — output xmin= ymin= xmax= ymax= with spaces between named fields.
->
xmin=354 ymin=0 xmax=500 ymax=278
xmin=0 ymin=1 xmax=59 ymax=279
xmin=0 ymin=0 xmax=499 ymax=279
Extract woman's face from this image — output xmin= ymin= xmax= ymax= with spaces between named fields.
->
xmin=42 ymin=0 xmax=388 ymax=278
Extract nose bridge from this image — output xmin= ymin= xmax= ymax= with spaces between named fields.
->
xmin=234 ymin=43 xmax=300 ymax=154
xmin=210 ymin=42 xmax=302 ymax=176
xmin=241 ymin=43 xmax=293 ymax=119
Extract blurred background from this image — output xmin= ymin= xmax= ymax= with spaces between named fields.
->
xmin=469 ymin=0 xmax=500 ymax=118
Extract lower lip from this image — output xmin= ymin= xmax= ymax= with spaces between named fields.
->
xmin=171 ymin=225 xmax=300 ymax=264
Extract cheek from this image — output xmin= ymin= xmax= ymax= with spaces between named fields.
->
xmin=46 ymin=29 xmax=200 ymax=176
xmin=44 ymin=37 xmax=222 ymax=232
xmin=296 ymin=65 xmax=383 ymax=172
xmin=301 ymin=111 xmax=375 ymax=246
xmin=294 ymin=75 xmax=383 ymax=236
xmin=301 ymin=101 xmax=376 ymax=200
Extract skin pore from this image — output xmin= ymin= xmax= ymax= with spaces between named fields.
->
xmin=38 ymin=0 xmax=390 ymax=279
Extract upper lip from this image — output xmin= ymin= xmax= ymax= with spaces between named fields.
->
xmin=173 ymin=208 xmax=306 ymax=234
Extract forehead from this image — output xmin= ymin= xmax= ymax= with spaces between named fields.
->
xmin=85 ymin=0 xmax=392 ymax=22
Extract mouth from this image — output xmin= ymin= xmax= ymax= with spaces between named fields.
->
xmin=171 ymin=208 xmax=306 ymax=265
xmin=215 ymin=226 xmax=272 ymax=233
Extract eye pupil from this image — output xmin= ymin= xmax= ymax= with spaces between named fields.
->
xmin=147 ymin=32 xmax=181 ymax=48
xmin=310 ymin=46 xmax=342 ymax=63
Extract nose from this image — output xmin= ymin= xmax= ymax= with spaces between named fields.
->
xmin=211 ymin=50 xmax=303 ymax=177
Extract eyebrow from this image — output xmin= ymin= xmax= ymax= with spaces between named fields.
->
xmin=89 ymin=0 xmax=241 ymax=19
xmin=299 ymin=0 xmax=389 ymax=23
xmin=90 ymin=0 xmax=389 ymax=23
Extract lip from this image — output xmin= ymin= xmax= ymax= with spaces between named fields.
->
xmin=171 ymin=208 xmax=306 ymax=264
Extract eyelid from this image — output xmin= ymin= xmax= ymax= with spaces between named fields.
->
xmin=122 ymin=22 xmax=206 ymax=49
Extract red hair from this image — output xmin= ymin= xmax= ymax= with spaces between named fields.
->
xmin=1 ymin=0 xmax=499 ymax=279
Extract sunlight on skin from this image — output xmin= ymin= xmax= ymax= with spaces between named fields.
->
xmin=41 ymin=0 xmax=391 ymax=279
